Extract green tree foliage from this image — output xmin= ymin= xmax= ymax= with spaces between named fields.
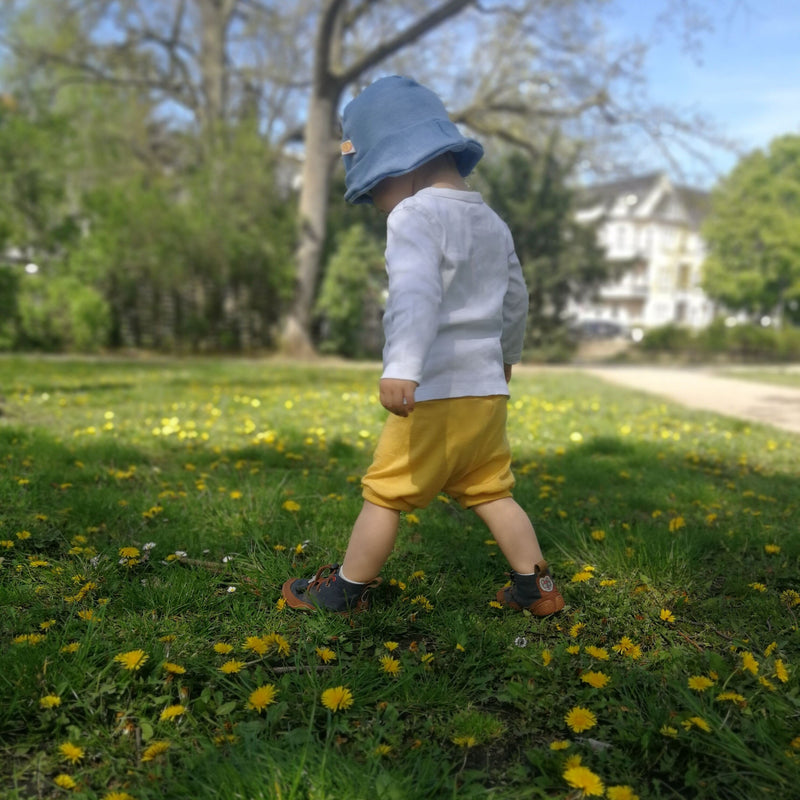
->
xmin=16 ymin=274 xmax=110 ymax=352
xmin=315 ymin=224 xmax=386 ymax=358
xmin=703 ymin=135 xmax=800 ymax=325
xmin=0 ymin=267 xmax=19 ymax=349
xmin=479 ymin=147 xmax=610 ymax=354
xmin=69 ymin=126 xmax=296 ymax=351
xmin=0 ymin=95 xmax=79 ymax=261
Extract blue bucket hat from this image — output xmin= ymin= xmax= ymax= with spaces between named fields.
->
xmin=341 ymin=76 xmax=484 ymax=204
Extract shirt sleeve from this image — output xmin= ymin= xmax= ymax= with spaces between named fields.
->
xmin=380 ymin=205 xmax=443 ymax=384
xmin=501 ymin=241 xmax=529 ymax=365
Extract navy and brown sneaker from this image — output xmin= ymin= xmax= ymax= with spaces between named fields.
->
xmin=282 ymin=563 xmax=381 ymax=614
xmin=496 ymin=560 xmax=565 ymax=616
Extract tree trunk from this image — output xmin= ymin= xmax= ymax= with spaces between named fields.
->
xmin=280 ymin=84 xmax=341 ymax=357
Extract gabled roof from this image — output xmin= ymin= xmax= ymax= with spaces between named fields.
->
xmin=577 ymin=172 xmax=709 ymax=229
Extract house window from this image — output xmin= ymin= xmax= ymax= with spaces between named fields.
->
xmin=677 ymin=264 xmax=691 ymax=291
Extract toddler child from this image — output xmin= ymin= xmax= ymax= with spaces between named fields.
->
xmin=282 ymin=76 xmax=564 ymax=617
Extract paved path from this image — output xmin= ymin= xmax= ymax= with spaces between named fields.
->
xmin=581 ymin=366 xmax=800 ymax=435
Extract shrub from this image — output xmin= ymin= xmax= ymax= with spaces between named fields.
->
xmin=16 ymin=274 xmax=110 ymax=351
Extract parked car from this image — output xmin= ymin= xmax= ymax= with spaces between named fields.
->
xmin=569 ymin=319 xmax=630 ymax=340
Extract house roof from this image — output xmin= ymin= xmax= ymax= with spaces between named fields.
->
xmin=577 ymin=171 xmax=710 ymax=229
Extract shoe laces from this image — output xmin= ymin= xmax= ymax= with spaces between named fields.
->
xmin=308 ymin=564 xmax=339 ymax=590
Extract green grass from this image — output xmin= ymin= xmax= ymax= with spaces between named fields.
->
xmin=1 ymin=356 xmax=798 ymax=800
xmin=715 ymin=366 xmax=800 ymax=389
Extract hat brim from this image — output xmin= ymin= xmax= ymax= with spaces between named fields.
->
xmin=343 ymin=119 xmax=483 ymax=205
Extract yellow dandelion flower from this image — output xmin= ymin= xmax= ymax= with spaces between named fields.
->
xmin=660 ymin=725 xmax=678 ymax=737
xmin=59 ymin=742 xmax=84 ymax=764
xmin=550 ymin=740 xmax=570 ymax=750
xmin=282 ymin=500 xmax=301 ymax=512
xmin=565 ymin=706 xmax=597 ymax=733
xmin=571 ymin=570 xmax=593 ymax=583
xmin=141 ymin=740 xmax=171 ymax=762
xmin=775 ymin=659 xmax=789 ymax=683
xmin=247 ymin=684 xmax=278 ymax=713
xmin=563 ymin=765 xmax=605 ymax=797
xmin=584 ymin=645 xmax=609 ymax=661
xmin=118 ymin=547 xmax=140 ymax=558
xmin=213 ymin=642 xmax=233 ymax=654
xmin=53 ymin=774 xmax=77 ymax=789
xmin=759 ymin=676 xmax=777 ymax=691
xmin=569 ymin=622 xmax=585 ymax=637
xmin=410 ymin=594 xmax=433 ymax=611
xmin=668 ymin=516 xmax=685 ymax=532
xmin=607 ymin=786 xmax=640 ymax=800
xmin=378 ymin=655 xmax=402 ymax=676
xmin=39 ymin=619 xmax=56 ymax=630
xmin=315 ymin=646 xmax=337 ymax=664
xmin=740 ymin=651 xmax=759 ymax=675
xmin=103 ymin=792 xmax=135 ymax=800
xmin=682 ymin=715 xmax=711 ymax=732
xmin=405 ymin=513 xmax=420 ymax=524
xmin=613 ymin=637 xmax=642 ymax=659
xmin=159 ymin=704 xmax=186 ymax=721
xmin=60 ymin=642 xmax=80 ymax=654
xmin=764 ymin=641 xmax=778 ymax=657
xmin=276 ymin=597 xmax=287 ymax=611
xmin=715 ymin=691 xmax=747 ymax=704
xmin=764 ymin=544 xmax=780 ymax=555
xmin=384 ymin=641 xmax=400 ymax=651
xmin=114 ymin=649 xmax=149 ymax=671
xmin=564 ymin=754 xmax=583 ymax=769
xmin=452 ymin=735 xmax=477 ymax=748
xmin=566 ymin=645 xmax=581 ymax=655
xmin=229 ymin=490 xmax=243 ymax=499
xmin=455 ymin=643 xmax=466 ymax=652
xmin=590 ymin=529 xmax=606 ymax=541
xmin=488 ymin=600 xmax=503 ymax=609
xmin=581 ymin=671 xmax=610 ymax=688
xmin=162 ymin=662 xmax=186 ymax=674
xmin=659 ymin=608 xmax=675 ymax=623
xmin=219 ymin=660 xmax=246 ymax=674
xmin=39 ymin=695 xmax=61 ymax=709
xmin=541 ymin=649 xmax=552 ymax=666
xmin=243 ymin=636 xmax=269 ymax=655
xmin=688 ymin=675 xmax=714 ymax=691
xmin=17 ymin=530 xmax=31 ymax=540
xmin=321 ymin=685 xmax=354 ymax=712
xmin=264 ymin=633 xmax=291 ymax=657
xmin=782 ymin=589 xmax=800 ymax=607
xmin=374 ymin=744 xmax=392 ymax=756
xmin=599 ymin=578 xmax=617 ymax=586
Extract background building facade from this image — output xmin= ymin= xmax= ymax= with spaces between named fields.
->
xmin=571 ymin=172 xmax=714 ymax=335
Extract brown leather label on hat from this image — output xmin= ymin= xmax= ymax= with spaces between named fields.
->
xmin=341 ymin=140 xmax=356 ymax=155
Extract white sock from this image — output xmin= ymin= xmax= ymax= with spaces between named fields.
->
xmin=338 ymin=566 xmax=365 ymax=586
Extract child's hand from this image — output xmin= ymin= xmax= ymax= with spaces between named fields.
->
xmin=379 ymin=379 xmax=417 ymax=417
xmin=504 ymin=363 xmax=513 ymax=382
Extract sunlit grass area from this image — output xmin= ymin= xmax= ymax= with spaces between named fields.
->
xmin=1 ymin=356 xmax=798 ymax=800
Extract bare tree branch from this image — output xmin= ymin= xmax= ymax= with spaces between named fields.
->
xmin=336 ymin=0 xmax=474 ymax=86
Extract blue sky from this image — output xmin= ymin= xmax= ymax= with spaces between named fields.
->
xmin=607 ymin=0 xmax=800 ymax=186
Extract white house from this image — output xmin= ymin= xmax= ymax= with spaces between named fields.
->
xmin=570 ymin=172 xmax=715 ymax=334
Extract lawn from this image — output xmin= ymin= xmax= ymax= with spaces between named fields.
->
xmin=1 ymin=356 xmax=798 ymax=800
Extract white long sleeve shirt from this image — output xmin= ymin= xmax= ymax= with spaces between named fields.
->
xmin=380 ymin=187 xmax=528 ymax=402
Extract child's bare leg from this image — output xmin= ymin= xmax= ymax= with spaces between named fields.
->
xmin=340 ymin=500 xmax=401 ymax=582
xmin=473 ymin=496 xmax=544 ymax=573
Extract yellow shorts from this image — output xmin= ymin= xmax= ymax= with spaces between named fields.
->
xmin=362 ymin=395 xmax=515 ymax=512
